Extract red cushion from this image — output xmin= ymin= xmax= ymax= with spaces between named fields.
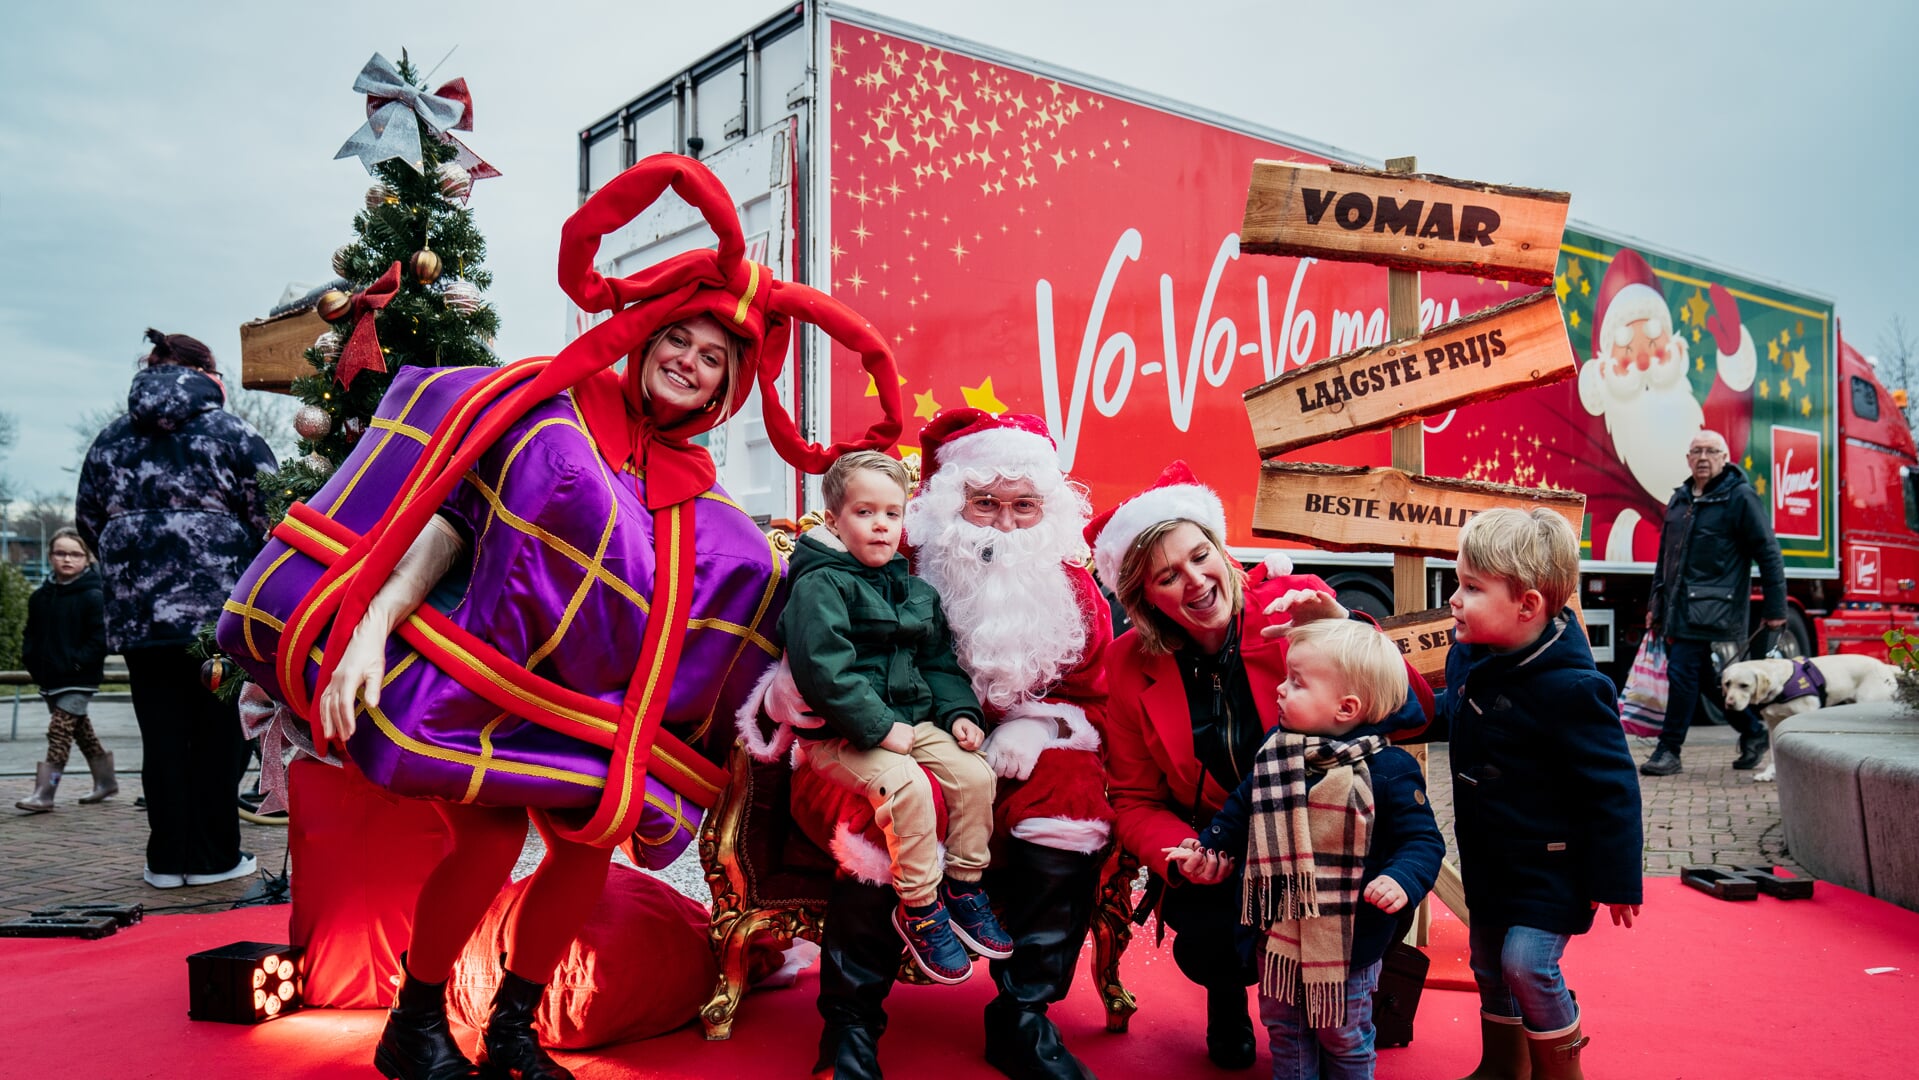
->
xmin=287 ymin=757 xmax=451 ymax=1008
xmin=446 ymin=864 xmax=716 ymax=1049
xmin=787 ymin=759 xmax=948 ymax=874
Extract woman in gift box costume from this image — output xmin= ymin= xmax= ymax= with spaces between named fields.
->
xmin=216 ymin=156 xmax=901 ymax=1080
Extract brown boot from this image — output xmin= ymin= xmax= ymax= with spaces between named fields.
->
xmin=15 ymin=763 xmax=60 ymax=813
xmin=1455 ymin=1011 xmax=1531 ymax=1079
xmin=78 ymin=751 xmax=119 ymax=804
xmin=1526 ymin=1018 xmax=1588 ymax=1080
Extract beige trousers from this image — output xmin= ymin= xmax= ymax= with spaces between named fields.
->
xmin=805 ymin=721 xmax=997 ymax=906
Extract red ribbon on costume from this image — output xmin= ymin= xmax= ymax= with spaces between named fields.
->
xmin=334 ymin=261 xmax=403 ymax=389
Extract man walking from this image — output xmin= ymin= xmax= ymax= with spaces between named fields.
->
xmin=1641 ymin=429 xmax=1786 ymax=776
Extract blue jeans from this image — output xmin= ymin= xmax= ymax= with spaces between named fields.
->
xmin=1259 ymin=959 xmax=1382 ymax=1080
xmin=1468 ymin=921 xmax=1577 ymax=1031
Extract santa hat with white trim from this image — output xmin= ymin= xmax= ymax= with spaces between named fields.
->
xmin=1084 ymin=460 xmax=1226 ymax=587
xmin=1590 ymin=248 xmax=1672 ymax=361
xmin=915 ymin=408 xmax=1062 ymax=496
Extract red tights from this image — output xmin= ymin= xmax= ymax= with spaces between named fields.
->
xmin=402 ymin=802 xmax=613 ymax=984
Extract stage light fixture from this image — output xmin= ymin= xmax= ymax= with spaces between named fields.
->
xmin=186 ymin=941 xmax=306 ymax=1024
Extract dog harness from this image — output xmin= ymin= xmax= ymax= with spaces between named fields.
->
xmin=1774 ymin=659 xmax=1829 ymax=707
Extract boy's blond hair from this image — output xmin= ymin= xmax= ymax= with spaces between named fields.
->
xmin=822 ymin=450 xmax=911 ymax=511
xmin=1457 ymin=508 xmax=1580 ymax=614
xmin=1283 ymin=618 xmax=1408 ymax=725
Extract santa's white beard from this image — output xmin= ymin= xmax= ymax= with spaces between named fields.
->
xmin=1600 ymin=362 xmax=1705 ymax=500
xmin=914 ymin=516 xmax=1088 ymax=711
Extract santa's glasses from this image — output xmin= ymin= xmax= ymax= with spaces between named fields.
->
xmin=964 ymin=495 xmax=1045 ymax=521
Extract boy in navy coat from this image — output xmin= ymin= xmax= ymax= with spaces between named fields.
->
xmin=1444 ymin=508 xmax=1644 ymax=1080
xmin=1171 ymin=617 xmax=1443 ymax=1080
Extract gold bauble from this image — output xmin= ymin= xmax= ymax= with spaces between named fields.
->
xmin=409 ymin=248 xmax=444 ymax=284
xmin=331 ymin=245 xmax=354 ymax=278
xmin=316 ymin=289 xmax=352 ymax=321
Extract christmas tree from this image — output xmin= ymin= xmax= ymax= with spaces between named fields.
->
xmin=264 ymin=50 xmax=499 ymax=520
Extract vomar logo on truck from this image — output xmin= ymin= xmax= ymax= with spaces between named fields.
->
xmin=1770 ymin=425 xmax=1823 ymax=540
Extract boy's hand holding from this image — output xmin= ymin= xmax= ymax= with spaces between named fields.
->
xmin=1260 ymin=588 xmax=1349 ymax=639
xmin=1594 ymin=901 xmax=1640 ymax=928
xmin=1162 ymin=838 xmax=1235 ymax=885
xmin=952 ymin=716 xmax=985 ymax=752
xmin=879 ymin=722 xmax=915 ymax=754
xmin=1364 ymin=875 xmax=1409 ymax=913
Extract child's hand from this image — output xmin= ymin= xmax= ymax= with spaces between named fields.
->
xmin=952 ymin=717 xmax=985 ymax=752
xmin=1594 ymin=901 xmax=1640 ymax=928
xmin=1162 ymin=839 xmax=1234 ymax=885
xmin=1260 ymin=588 xmax=1349 ymax=639
xmin=1364 ymin=875 xmax=1409 ymax=913
xmin=879 ymin=722 xmax=915 ymax=754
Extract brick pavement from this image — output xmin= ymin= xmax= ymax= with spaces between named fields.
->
xmin=1 ymin=697 xmax=1798 ymax=923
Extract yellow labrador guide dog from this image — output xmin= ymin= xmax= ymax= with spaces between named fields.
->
xmin=1720 ymin=654 xmax=1900 ymax=781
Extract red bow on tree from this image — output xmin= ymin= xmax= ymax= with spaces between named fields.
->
xmin=334 ymin=261 xmax=403 ymax=389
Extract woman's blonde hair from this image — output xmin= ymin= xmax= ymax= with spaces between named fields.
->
xmin=636 ymin=318 xmax=746 ymax=423
xmin=1112 ymin=517 xmax=1245 ymax=655
xmin=1456 ymin=508 xmax=1580 ymax=614
xmin=1280 ymin=618 xmax=1408 ymax=725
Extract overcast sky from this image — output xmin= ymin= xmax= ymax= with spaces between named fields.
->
xmin=2 ymin=0 xmax=1913 ymax=505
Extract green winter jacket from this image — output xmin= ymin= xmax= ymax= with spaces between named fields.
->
xmin=779 ymin=530 xmax=982 ymax=750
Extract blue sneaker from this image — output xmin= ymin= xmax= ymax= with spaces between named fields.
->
xmin=893 ymin=901 xmax=973 ymax=984
xmin=942 ymin=881 xmax=1015 ymax=959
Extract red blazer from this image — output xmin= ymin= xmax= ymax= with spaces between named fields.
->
xmin=1104 ymin=567 xmax=1433 ymax=866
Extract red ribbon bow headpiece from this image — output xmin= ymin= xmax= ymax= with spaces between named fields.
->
xmin=333 ymin=261 xmax=403 ymax=389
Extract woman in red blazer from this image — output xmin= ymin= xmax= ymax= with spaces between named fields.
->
xmin=1087 ymin=462 xmax=1432 ymax=1070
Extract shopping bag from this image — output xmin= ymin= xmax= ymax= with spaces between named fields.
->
xmin=1619 ymin=636 xmax=1669 ymax=737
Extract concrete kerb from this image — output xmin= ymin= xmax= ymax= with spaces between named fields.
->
xmin=1773 ymin=703 xmax=1919 ymax=909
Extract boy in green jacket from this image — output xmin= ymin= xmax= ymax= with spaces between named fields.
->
xmin=783 ymin=450 xmax=1013 ymax=984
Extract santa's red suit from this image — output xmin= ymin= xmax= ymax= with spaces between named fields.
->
xmin=741 ymin=408 xmax=1116 ymax=1080
xmin=1578 ymin=249 xmax=1757 ymax=562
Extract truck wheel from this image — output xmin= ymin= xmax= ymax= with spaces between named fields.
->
xmin=1776 ymin=608 xmax=1812 ymax=658
xmin=1326 ymin=574 xmax=1393 ymax=623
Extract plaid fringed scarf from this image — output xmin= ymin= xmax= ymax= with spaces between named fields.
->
xmin=1241 ymin=730 xmax=1387 ymax=1028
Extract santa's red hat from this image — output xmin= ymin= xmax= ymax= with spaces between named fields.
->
xmin=1589 ymin=248 xmax=1672 ymax=360
xmin=1084 ymin=460 xmax=1226 ymax=586
xmin=915 ymin=408 xmax=1061 ymax=495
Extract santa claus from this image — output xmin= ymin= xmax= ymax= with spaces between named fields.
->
xmin=743 ymin=409 xmax=1115 ymax=1080
xmin=1577 ymin=248 xmax=1757 ymax=561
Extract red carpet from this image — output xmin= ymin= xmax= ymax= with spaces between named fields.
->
xmin=3 ymin=876 xmax=1916 ymax=1078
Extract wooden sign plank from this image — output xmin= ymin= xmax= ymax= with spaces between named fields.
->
xmin=1378 ymin=607 xmax=1456 ymax=689
xmin=239 ymin=307 xmax=328 ymax=394
xmin=1251 ymin=461 xmax=1586 ymax=559
xmin=1240 ymin=159 xmax=1569 ymax=285
xmin=1242 ymin=292 xmax=1574 ymax=458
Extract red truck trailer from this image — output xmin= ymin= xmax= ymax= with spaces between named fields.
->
xmin=574 ymin=2 xmax=1918 ymax=682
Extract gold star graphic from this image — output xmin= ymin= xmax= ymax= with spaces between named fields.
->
xmin=1684 ymin=289 xmax=1710 ymax=330
xmin=1696 ymin=356 xmax=1705 ymax=372
xmin=961 ymin=377 xmax=1008 ymax=415
xmin=864 ymin=372 xmax=908 ymax=397
xmin=845 ymin=268 xmax=867 ymax=294
xmin=1759 ymin=379 xmax=1770 ymax=399
xmin=881 ymin=133 xmax=907 ymax=159
xmin=1801 ymin=396 xmax=1812 ymax=417
xmin=985 ymin=116 xmax=1002 ymax=137
xmin=1563 ymin=258 xmax=1583 ymax=286
xmin=1051 ymin=148 xmax=1068 ymax=170
xmin=1743 ymin=455 xmax=1754 ymax=471
xmin=1754 ymin=476 xmax=1766 ymax=496
xmin=929 ymin=55 xmax=948 ymax=76
xmin=1580 ymin=278 xmax=1590 ymax=296
xmin=1691 ymin=327 xmax=1701 ymax=343
xmin=914 ymin=389 xmax=941 ymax=419
xmin=1554 ymin=275 xmax=1570 ymax=303
xmin=1768 ymin=337 xmax=1781 ymax=362
xmin=950 ymin=238 xmax=970 ymax=262
xmin=1791 ymin=348 xmax=1810 ymax=384
xmin=1568 ymin=310 xmax=1582 ymax=330
xmin=1776 ymin=377 xmax=1792 ymax=399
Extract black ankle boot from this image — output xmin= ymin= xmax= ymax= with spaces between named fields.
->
xmin=982 ymin=839 xmax=1103 ymax=1080
xmin=1205 ymin=984 xmax=1257 ymax=1070
xmin=1733 ymin=726 xmax=1769 ymax=770
xmin=813 ymin=876 xmax=901 ymax=1080
xmin=477 ymin=967 xmax=573 ymax=1080
xmin=374 ymin=961 xmax=480 ymax=1080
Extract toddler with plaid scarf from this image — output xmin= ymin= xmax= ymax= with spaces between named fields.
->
xmin=1170 ymin=617 xmax=1443 ymax=1079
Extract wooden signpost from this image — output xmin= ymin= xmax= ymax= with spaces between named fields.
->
xmin=1250 ymin=462 xmax=1588 ymax=558
xmin=1240 ymin=159 xmax=1570 ymax=286
xmin=1242 ymin=292 xmax=1577 ymax=457
xmin=1377 ymin=608 xmax=1457 ymax=689
xmin=1239 ymin=155 xmax=1580 ymax=937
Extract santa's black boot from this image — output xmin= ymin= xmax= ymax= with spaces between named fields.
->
xmin=374 ymin=956 xmax=480 ymax=1080
xmin=477 ymin=963 xmax=573 ymax=1080
xmin=983 ymin=838 xmax=1105 ymax=1080
xmin=814 ymin=875 xmax=902 ymax=1080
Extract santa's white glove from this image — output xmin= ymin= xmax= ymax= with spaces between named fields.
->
xmin=1707 ymin=283 xmax=1756 ymax=393
xmin=982 ymin=716 xmax=1057 ymax=780
xmin=762 ymin=659 xmax=824 ymax=729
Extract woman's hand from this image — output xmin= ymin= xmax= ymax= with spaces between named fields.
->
xmin=318 ymin=619 xmax=388 ymax=745
xmin=952 ymin=716 xmax=985 ymax=752
xmin=1162 ymin=838 xmax=1235 ymax=885
xmin=1364 ymin=875 xmax=1409 ymax=913
xmin=1260 ymin=588 xmax=1349 ymax=639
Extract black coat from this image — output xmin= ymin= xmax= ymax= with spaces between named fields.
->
xmin=1443 ymin=612 xmax=1644 ymax=935
xmin=22 ymin=566 xmax=107 ymax=693
xmin=1649 ymin=463 xmax=1786 ymax=641
xmin=75 ymin=365 xmax=278 ymax=650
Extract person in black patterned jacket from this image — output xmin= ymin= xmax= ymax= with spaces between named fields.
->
xmin=76 ymin=329 xmax=277 ymax=889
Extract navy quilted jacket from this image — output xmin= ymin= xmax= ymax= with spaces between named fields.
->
xmin=76 ymin=365 xmax=277 ymax=650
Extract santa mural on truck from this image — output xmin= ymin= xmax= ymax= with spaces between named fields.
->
xmin=1577 ymin=247 xmax=1759 ymax=561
